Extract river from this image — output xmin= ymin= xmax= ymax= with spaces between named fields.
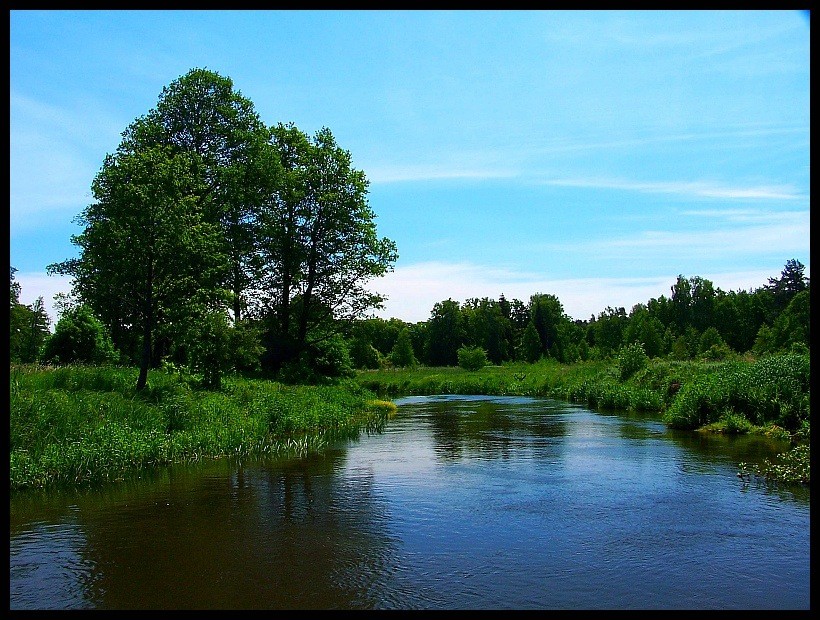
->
xmin=9 ymin=394 xmax=810 ymax=610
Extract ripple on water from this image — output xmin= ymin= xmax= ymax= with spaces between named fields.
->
xmin=10 ymin=521 xmax=98 ymax=610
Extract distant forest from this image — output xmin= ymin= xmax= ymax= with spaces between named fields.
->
xmin=344 ymin=258 xmax=810 ymax=371
xmin=11 ymin=258 xmax=809 ymax=379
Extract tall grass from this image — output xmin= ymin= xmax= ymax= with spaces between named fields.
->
xmin=10 ymin=365 xmax=391 ymax=490
xmin=356 ymin=353 xmax=810 ymax=485
xmin=357 ymin=358 xmax=668 ymax=414
xmin=663 ymin=353 xmax=810 ymax=431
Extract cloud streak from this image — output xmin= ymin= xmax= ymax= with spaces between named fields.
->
xmin=369 ymin=261 xmax=794 ymax=323
xmin=540 ymin=177 xmax=804 ymax=200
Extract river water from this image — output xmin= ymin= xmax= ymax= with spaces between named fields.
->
xmin=9 ymin=395 xmax=810 ymax=610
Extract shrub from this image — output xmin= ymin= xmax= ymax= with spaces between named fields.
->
xmin=664 ymin=353 xmax=810 ymax=430
xmin=457 ymin=346 xmax=488 ymax=371
xmin=41 ymin=306 xmax=118 ymax=365
xmin=617 ymin=342 xmax=648 ymax=381
xmin=185 ymin=311 xmax=232 ymax=389
xmin=390 ymin=328 xmax=417 ymax=368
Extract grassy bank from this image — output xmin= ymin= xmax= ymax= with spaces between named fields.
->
xmin=10 ymin=364 xmax=394 ymax=491
xmin=355 ymin=353 xmax=810 ymax=485
xmin=10 ymin=353 xmax=808 ymax=490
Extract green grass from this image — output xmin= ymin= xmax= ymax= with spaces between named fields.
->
xmin=10 ymin=364 xmax=392 ymax=490
xmin=358 ymin=358 xmax=676 ymax=414
xmin=11 ymin=353 xmax=809 ymax=489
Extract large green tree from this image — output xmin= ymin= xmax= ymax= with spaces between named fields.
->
xmin=256 ymin=124 xmax=398 ymax=372
xmin=120 ymin=68 xmax=270 ymax=323
xmin=529 ymin=293 xmax=564 ymax=357
xmin=765 ymin=258 xmax=809 ymax=314
xmin=49 ymin=144 xmax=226 ymax=390
xmin=425 ymin=299 xmax=467 ymax=366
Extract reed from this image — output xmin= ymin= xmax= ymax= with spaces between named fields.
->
xmin=10 ymin=364 xmax=388 ymax=490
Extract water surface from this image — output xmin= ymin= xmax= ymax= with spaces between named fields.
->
xmin=10 ymin=395 xmax=810 ymax=609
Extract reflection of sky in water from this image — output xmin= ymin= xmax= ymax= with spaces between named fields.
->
xmin=8 ymin=396 xmax=810 ymax=610
xmin=10 ymin=519 xmax=97 ymax=610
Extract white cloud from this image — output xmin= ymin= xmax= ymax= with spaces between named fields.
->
xmin=541 ymin=177 xmax=803 ymax=200
xmin=367 ymin=164 xmax=517 ymax=184
xmin=369 ymin=261 xmax=792 ymax=323
xmin=13 ymin=272 xmax=74 ymax=329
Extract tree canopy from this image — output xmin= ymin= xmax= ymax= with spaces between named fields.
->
xmin=47 ymin=67 xmax=397 ymax=388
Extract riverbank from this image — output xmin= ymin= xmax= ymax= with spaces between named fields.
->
xmin=10 ymin=353 xmax=809 ymax=490
xmin=10 ymin=364 xmax=394 ymax=490
xmin=355 ymin=354 xmax=810 ymax=484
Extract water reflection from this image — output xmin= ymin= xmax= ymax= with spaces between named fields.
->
xmin=10 ymin=395 xmax=810 ymax=610
xmin=413 ymin=396 xmax=570 ymax=464
xmin=11 ymin=451 xmax=403 ymax=609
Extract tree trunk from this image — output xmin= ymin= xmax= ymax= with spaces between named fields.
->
xmin=136 ymin=268 xmax=153 ymax=391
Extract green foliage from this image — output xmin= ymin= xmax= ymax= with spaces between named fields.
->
xmin=185 ymin=311 xmax=232 ymax=389
xmin=529 ymin=292 xmax=563 ymax=356
xmin=739 ymin=444 xmax=810 ymax=485
xmin=697 ymin=327 xmax=733 ymax=361
xmin=10 ymin=365 xmax=387 ymax=490
xmin=229 ymin=320 xmax=265 ymax=373
xmin=280 ymin=333 xmax=355 ymax=384
xmin=520 ymin=321 xmax=542 ymax=363
xmin=698 ymin=327 xmax=724 ymax=353
xmin=664 ymin=353 xmax=810 ymax=430
xmin=349 ymin=337 xmax=382 ymax=370
xmin=767 ymin=289 xmax=809 ymax=352
xmin=617 ymin=342 xmax=648 ymax=380
xmin=456 ymin=345 xmax=489 ymax=371
xmin=41 ymin=306 xmax=117 ymax=365
xmin=256 ymin=123 xmax=398 ymax=371
xmin=390 ymin=328 xmax=417 ymax=368
xmin=765 ymin=258 xmax=809 ymax=313
xmin=623 ymin=307 xmax=665 ymax=358
xmin=425 ymin=299 xmax=467 ymax=366
xmin=9 ymin=269 xmax=51 ymax=363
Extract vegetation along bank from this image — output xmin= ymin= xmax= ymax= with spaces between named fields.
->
xmin=9 ymin=67 xmax=809 ymax=490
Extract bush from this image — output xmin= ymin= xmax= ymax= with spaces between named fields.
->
xmin=617 ymin=342 xmax=648 ymax=380
xmin=390 ymin=328 xmax=417 ymax=368
xmin=664 ymin=353 xmax=810 ymax=430
xmin=185 ymin=311 xmax=232 ymax=389
xmin=457 ymin=346 xmax=488 ymax=371
xmin=281 ymin=333 xmax=355 ymax=384
xmin=41 ymin=306 xmax=118 ymax=365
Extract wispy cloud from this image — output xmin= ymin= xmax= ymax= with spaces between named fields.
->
xmin=369 ymin=260 xmax=793 ymax=323
xmin=364 ymin=123 xmax=807 ymax=186
xmin=542 ymin=210 xmax=809 ymax=262
xmin=679 ymin=208 xmax=808 ymax=223
xmin=10 ymin=89 xmax=121 ymax=229
xmin=540 ymin=177 xmax=804 ymax=200
xmin=367 ymin=164 xmax=517 ymax=184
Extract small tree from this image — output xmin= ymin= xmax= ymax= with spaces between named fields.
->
xmin=457 ymin=345 xmax=488 ymax=371
xmin=617 ymin=342 xmax=648 ymax=381
xmin=349 ymin=336 xmax=382 ymax=370
xmin=185 ymin=310 xmax=232 ymax=389
xmin=520 ymin=321 xmax=542 ymax=363
xmin=41 ymin=306 xmax=117 ymax=365
xmin=390 ymin=328 xmax=417 ymax=368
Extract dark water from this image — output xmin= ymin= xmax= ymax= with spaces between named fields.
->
xmin=9 ymin=395 xmax=810 ymax=610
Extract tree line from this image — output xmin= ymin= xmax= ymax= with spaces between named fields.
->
xmin=10 ymin=67 xmax=809 ymax=386
xmin=344 ymin=258 xmax=810 ymax=371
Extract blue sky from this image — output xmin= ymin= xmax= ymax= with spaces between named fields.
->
xmin=10 ymin=10 xmax=810 ymax=326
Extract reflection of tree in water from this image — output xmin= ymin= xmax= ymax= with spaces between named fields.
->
xmin=424 ymin=398 xmax=569 ymax=464
xmin=66 ymin=451 xmax=398 ymax=609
